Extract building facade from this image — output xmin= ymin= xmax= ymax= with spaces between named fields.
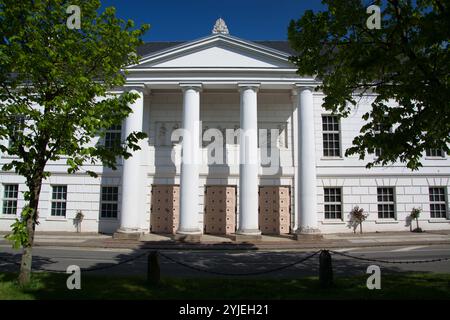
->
xmin=1 ymin=20 xmax=449 ymax=236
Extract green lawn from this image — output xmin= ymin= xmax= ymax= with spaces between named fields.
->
xmin=1 ymin=272 xmax=450 ymax=300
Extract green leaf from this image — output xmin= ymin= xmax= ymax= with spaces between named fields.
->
xmin=288 ymin=0 xmax=450 ymax=169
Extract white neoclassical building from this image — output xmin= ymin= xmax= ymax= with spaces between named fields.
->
xmin=1 ymin=20 xmax=449 ymax=238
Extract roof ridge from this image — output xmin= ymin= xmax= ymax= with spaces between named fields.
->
xmin=137 ymin=39 xmax=295 ymax=57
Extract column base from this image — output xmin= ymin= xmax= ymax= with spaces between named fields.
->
xmin=113 ymin=228 xmax=144 ymax=240
xmin=175 ymin=229 xmax=202 ymax=243
xmin=294 ymin=227 xmax=322 ymax=241
xmin=233 ymin=229 xmax=262 ymax=242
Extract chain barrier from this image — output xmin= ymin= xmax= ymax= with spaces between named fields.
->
xmin=2 ymin=248 xmax=450 ymax=275
xmin=0 ymin=252 xmax=148 ymax=273
xmin=158 ymin=250 xmax=321 ymax=276
xmin=329 ymin=250 xmax=450 ymax=264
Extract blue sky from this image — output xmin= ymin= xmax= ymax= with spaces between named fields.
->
xmin=101 ymin=0 xmax=325 ymax=42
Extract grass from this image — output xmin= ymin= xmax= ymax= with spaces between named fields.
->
xmin=1 ymin=272 xmax=450 ymax=300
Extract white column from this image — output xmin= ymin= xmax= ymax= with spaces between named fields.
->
xmin=237 ymin=84 xmax=261 ymax=236
xmin=178 ymin=84 xmax=202 ymax=235
xmin=291 ymin=90 xmax=299 ymax=231
xmin=119 ymin=87 xmax=145 ymax=233
xmin=295 ymin=86 xmax=320 ymax=234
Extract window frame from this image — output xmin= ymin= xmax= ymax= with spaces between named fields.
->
xmin=377 ymin=187 xmax=396 ymax=220
xmin=321 ymin=115 xmax=342 ymax=158
xmin=104 ymin=125 xmax=122 ymax=151
xmin=2 ymin=184 xmax=19 ymax=216
xmin=373 ymin=121 xmax=392 ymax=158
xmin=429 ymin=187 xmax=448 ymax=219
xmin=7 ymin=115 xmax=25 ymax=148
xmin=425 ymin=148 xmax=445 ymax=159
xmin=323 ymin=187 xmax=343 ymax=220
xmin=100 ymin=186 xmax=119 ymax=219
xmin=50 ymin=185 xmax=68 ymax=217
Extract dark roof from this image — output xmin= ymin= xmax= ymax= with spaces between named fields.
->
xmin=136 ymin=40 xmax=295 ymax=57
xmin=255 ymin=41 xmax=296 ymax=55
xmin=136 ymin=42 xmax=184 ymax=56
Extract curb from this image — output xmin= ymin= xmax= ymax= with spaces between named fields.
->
xmin=11 ymin=239 xmax=450 ymax=251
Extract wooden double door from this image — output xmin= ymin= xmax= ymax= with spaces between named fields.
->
xmin=259 ymin=186 xmax=291 ymax=235
xmin=204 ymin=186 xmax=237 ymax=235
xmin=150 ymin=185 xmax=179 ymax=234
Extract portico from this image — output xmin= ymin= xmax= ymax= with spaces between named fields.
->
xmin=114 ymin=19 xmax=320 ymax=239
xmin=116 ymin=86 xmax=318 ymax=240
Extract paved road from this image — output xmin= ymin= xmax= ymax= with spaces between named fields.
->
xmin=1 ymin=244 xmax=450 ymax=278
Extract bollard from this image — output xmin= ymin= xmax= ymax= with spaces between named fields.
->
xmin=147 ymin=251 xmax=160 ymax=285
xmin=319 ymin=250 xmax=333 ymax=288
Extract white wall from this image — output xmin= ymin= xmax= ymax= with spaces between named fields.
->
xmin=317 ymin=176 xmax=450 ymax=233
xmin=0 ymin=173 xmax=121 ymax=233
xmin=1 ymin=90 xmax=449 ymax=234
xmin=313 ymin=92 xmax=450 ymax=233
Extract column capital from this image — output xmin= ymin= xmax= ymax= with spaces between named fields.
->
xmin=292 ymin=83 xmax=317 ymax=95
xmin=179 ymin=83 xmax=203 ymax=92
xmin=123 ymin=84 xmax=150 ymax=95
xmin=238 ymin=83 xmax=260 ymax=92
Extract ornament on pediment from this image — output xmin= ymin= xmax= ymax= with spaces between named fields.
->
xmin=212 ymin=18 xmax=230 ymax=35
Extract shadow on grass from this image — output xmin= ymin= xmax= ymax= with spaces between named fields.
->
xmin=2 ymin=245 xmax=450 ymax=300
xmin=2 ymin=271 xmax=450 ymax=300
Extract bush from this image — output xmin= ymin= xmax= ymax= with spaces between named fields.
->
xmin=410 ymin=208 xmax=423 ymax=233
xmin=350 ymin=206 xmax=368 ymax=234
xmin=75 ymin=210 xmax=84 ymax=233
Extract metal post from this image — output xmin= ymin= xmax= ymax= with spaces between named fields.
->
xmin=319 ymin=250 xmax=333 ymax=288
xmin=147 ymin=251 xmax=160 ymax=285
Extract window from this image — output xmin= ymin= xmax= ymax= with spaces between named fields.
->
xmin=324 ymin=188 xmax=342 ymax=219
xmin=101 ymin=187 xmax=119 ymax=219
xmin=377 ymin=187 xmax=395 ymax=219
xmin=51 ymin=186 xmax=67 ymax=217
xmin=322 ymin=116 xmax=341 ymax=157
xmin=8 ymin=116 xmax=25 ymax=147
xmin=2 ymin=184 xmax=18 ymax=215
xmin=426 ymin=149 xmax=444 ymax=158
xmin=104 ymin=125 xmax=122 ymax=150
xmin=374 ymin=122 xmax=392 ymax=158
xmin=429 ymin=187 xmax=447 ymax=219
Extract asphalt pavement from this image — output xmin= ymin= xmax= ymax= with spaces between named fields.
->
xmin=1 ymin=244 xmax=450 ymax=278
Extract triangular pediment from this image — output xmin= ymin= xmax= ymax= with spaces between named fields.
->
xmin=129 ymin=35 xmax=295 ymax=70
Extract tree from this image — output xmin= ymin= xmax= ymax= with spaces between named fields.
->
xmin=288 ymin=0 xmax=449 ymax=170
xmin=0 ymin=0 xmax=149 ymax=285
xmin=349 ymin=206 xmax=368 ymax=234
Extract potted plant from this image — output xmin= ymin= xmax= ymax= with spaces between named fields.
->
xmin=410 ymin=208 xmax=423 ymax=233
xmin=75 ymin=210 xmax=84 ymax=233
xmin=350 ymin=206 xmax=369 ymax=234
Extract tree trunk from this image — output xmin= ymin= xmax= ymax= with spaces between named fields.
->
xmin=18 ymin=220 xmax=35 ymax=285
xmin=416 ymin=218 xmax=419 ymax=230
xmin=18 ymin=174 xmax=43 ymax=286
xmin=360 ymin=222 xmax=363 ymax=234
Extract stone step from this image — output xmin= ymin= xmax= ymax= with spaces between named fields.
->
xmin=113 ymin=232 xmax=142 ymax=241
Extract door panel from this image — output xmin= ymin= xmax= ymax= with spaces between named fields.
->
xmin=150 ymin=185 xmax=180 ymax=234
xmin=204 ymin=186 xmax=236 ymax=235
xmin=259 ymin=186 xmax=291 ymax=235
